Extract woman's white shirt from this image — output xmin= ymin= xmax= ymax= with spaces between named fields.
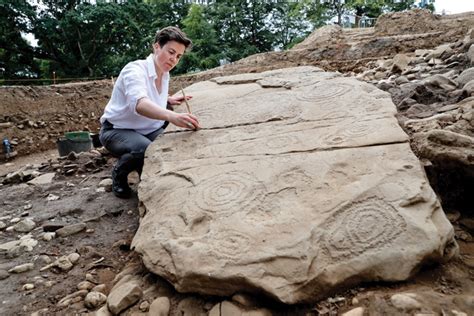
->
xmin=100 ymin=54 xmax=169 ymax=135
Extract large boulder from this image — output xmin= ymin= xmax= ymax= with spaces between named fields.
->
xmin=132 ymin=67 xmax=457 ymax=304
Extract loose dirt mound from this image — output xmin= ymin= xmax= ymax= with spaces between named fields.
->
xmin=375 ymin=9 xmax=441 ymax=35
xmin=0 ymin=81 xmax=112 ymax=158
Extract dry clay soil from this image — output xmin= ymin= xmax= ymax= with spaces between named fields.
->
xmin=0 ymin=83 xmax=473 ymax=315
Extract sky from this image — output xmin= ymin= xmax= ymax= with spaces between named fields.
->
xmin=433 ymin=0 xmax=474 ymax=14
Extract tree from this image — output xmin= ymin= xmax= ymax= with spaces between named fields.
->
xmin=31 ymin=1 xmax=155 ymax=78
xmin=0 ymin=0 xmax=38 ymax=82
xmin=206 ymin=0 xmax=277 ymax=62
xmin=177 ymin=4 xmax=220 ymax=74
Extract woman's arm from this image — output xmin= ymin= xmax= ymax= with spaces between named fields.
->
xmin=136 ymin=97 xmax=199 ymax=129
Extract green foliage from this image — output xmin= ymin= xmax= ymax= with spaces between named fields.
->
xmin=177 ymin=4 xmax=220 ymax=74
xmin=0 ymin=0 xmax=38 ymax=81
xmin=0 ymin=0 xmax=435 ymax=84
xmin=32 ymin=1 xmax=154 ymax=78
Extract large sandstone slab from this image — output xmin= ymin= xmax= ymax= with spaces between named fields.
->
xmin=132 ymin=67 xmax=457 ymax=304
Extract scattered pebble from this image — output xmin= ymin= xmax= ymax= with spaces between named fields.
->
xmin=43 ymin=232 xmax=55 ymax=241
xmin=10 ymin=217 xmax=21 ymax=224
xmin=342 ymin=307 xmax=364 ymax=316
xmin=77 ymin=281 xmax=95 ymax=291
xmin=68 ymin=252 xmax=80 ymax=264
xmin=149 ymin=297 xmax=170 ymax=316
xmin=55 ymin=223 xmax=87 ymax=237
xmin=84 ymin=291 xmax=107 ymax=309
xmin=8 ymin=262 xmax=34 ymax=273
xmin=390 ymin=293 xmax=422 ymax=311
xmin=22 ymin=283 xmax=35 ymax=291
xmin=13 ymin=218 xmax=36 ymax=233
xmin=139 ymin=300 xmax=150 ymax=312
xmin=46 ymin=194 xmax=60 ymax=201
xmin=36 ymin=255 xmax=52 ymax=265
xmin=92 ymin=284 xmax=107 ymax=294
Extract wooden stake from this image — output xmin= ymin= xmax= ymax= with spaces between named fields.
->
xmin=181 ymin=88 xmax=192 ymax=114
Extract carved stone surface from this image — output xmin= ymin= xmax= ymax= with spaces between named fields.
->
xmin=132 ymin=67 xmax=457 ymax=304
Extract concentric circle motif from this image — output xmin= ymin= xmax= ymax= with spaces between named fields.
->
xmin=195 ymin=171 xmax=265 ymax=214
xmin=320 ymin=198 xmax=407 ymax=260
xmin=320 ymin=123 xmax=374 ymax=147
xmin=192 ymin=108 xmax=222 ymax=127
xmin=211 ymin=229 xmax=252 ymax=259
xmin=296 ymin=83 xmax=353 ymax=103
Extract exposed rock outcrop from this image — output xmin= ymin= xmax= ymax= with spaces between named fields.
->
xmin=132 ymin=67 xmax=457 ymax=304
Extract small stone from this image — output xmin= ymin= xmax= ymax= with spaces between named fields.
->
xmin=43 ymin=232 xmax=56 ymax=241
xmin=10 ymin=217 xmax=21 ymax=224
xmin=98 ymin=178 xmax=113 ymax=192
xmin=56 ymin=256 xmax=74 ymax=271
xmin=44 ymin=281 xmax=55 ymax=288
xmin=391 ymin=293 xmax=422 ymax=311
xmin=57 ymin=298 xmax=72 ymax=308
xmin=19 ymin=236 xmax=38 ymax=251
xmin=27 ymin=172 xmax=55 ymax=185
xmin=221 ymin=301 xmax=245 ymax=314
xmin=68 ymin=252 xmax=80 ymax=264
xmin=30 ymin=308 xmax=48 ymax=316
xmin=452 ymin=311 xmax=468 ymax=316
xmin=84 ymin=291 xmax=107 ymax=309
xmin=107 ymin=280 xmax=143 ymax=315
xmin=23 ymin=204 xmax=32 ymax=210
xmin=0 ymin=269 xmax=10 ymax=280
xmin=92 ymin=284 xmax=107 ymax=294
xmin=36 ymin=255 xmax=51 ymax=265
xmin=57 ymin=289 xmax=88 ymax=307
xmin=33 ymin=276 xmax=45 ymax=286
xmin=55 ymin=223 xmax=86 ymax=237
xmin=0 ymin=221 xmax=6 ymax=230
xmin=95 ymin=305 xmax=113 ymax=316
xmin=46 ymin=194 xmax=60 ymax=201
xmin=86 ymin=228 xmax=95 ymax=233
xmin=232 ymin=293 xmax=257 ymax=307
xmin=77 ymin=280 xmax=95 ymax=291
xmin=352 ymin=297 xmax=359 ymax=305
xmin=149 ymin=297 xmax=170 ymax=316
xmin=86 ymin=273 xmax=98 ymax=283
xmin=8 ymin=262 xmax=34 ymax=273
xmin=22 ymin=283 xmax=35 ymax=291
xmin=342 ymin=307 xmax=364 ymax=316
xmin=139 ymin=300 xmax=150 ymax=312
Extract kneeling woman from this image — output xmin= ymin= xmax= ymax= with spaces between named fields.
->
xmin=99 ymin=26 xmax=199 ymax=198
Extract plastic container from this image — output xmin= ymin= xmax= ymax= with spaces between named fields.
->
xmin=64 ymin=131 xmax=91 ymax=141
xmin=57 ymin=137 xmax=92 ymax=156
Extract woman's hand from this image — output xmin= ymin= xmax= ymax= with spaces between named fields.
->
xmin=168 ymin=95 xmax=192 ymax=105
xmin=169 ymin=112 xmax=200 ymax=130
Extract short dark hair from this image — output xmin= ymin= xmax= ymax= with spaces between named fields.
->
xmin=154 ymin=26 xmax=192 ymax=50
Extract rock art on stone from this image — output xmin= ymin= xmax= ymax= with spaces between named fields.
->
xmin=132 ymin=67 xmax=457 ymax=304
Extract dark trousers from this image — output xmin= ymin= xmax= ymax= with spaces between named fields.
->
xmin=99 ymin=120 xmax=165 ymax=174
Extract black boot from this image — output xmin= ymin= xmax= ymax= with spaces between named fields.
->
xmin=112 ymin=153 xmax=133 ymax=198
xmin=111 ymin=152 xmax=145 ymax=198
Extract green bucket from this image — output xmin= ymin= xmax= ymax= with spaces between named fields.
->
xmin=65 ymin=131 xmax=91 ymax=141
xmin=57 ymin=131 xmax=92 ymax=156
